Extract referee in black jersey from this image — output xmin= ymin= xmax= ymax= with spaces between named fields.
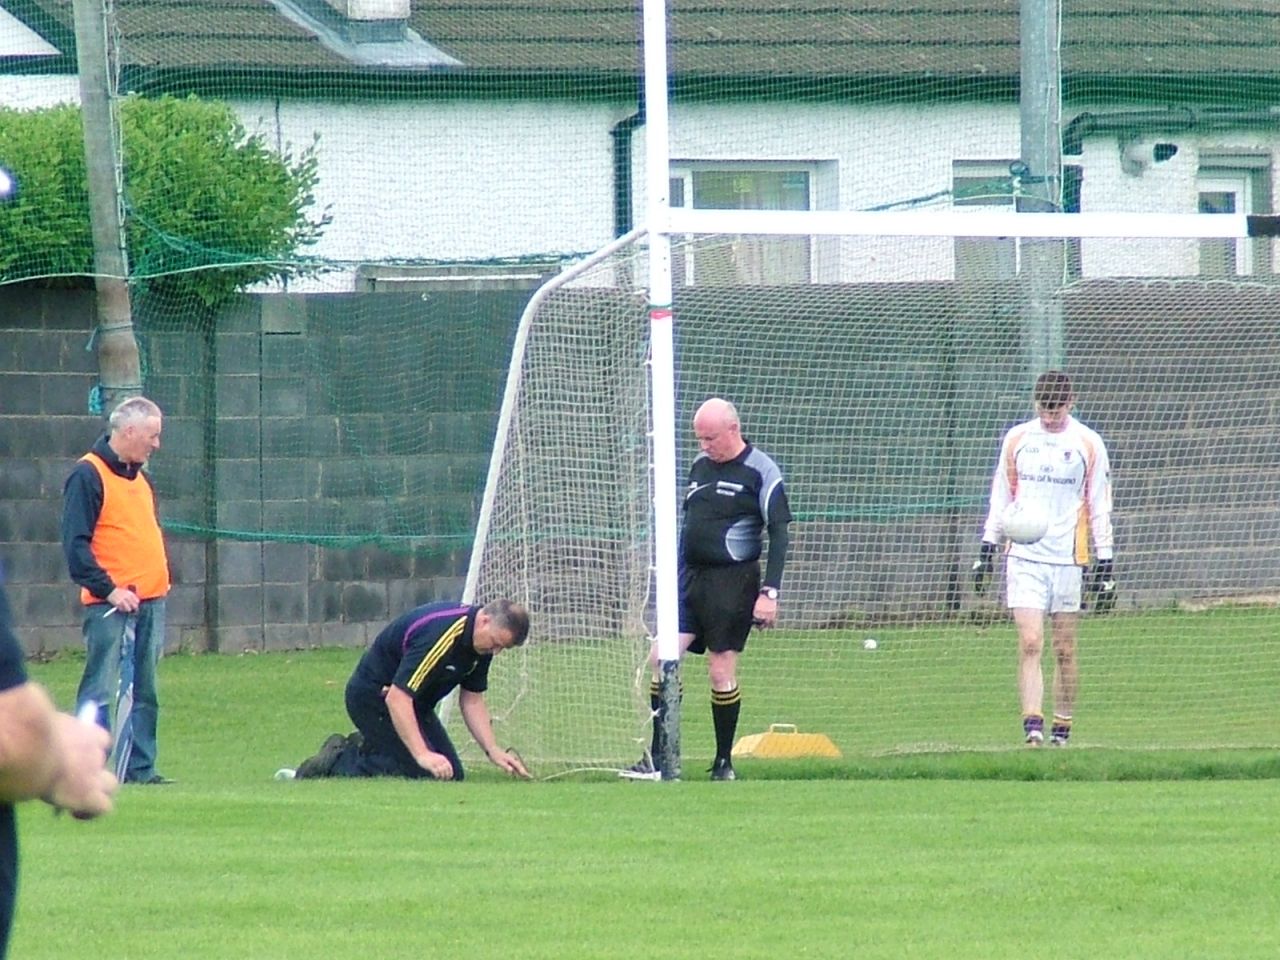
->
xmin=623 ymin=397 xmax=792 ymax=781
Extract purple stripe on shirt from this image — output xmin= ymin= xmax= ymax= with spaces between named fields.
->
xmin=401 ymin=605 xmax=469 ymax=653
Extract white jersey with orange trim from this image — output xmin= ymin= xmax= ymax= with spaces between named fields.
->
xmin=980 ymin=415 xmax=1114 ymax=566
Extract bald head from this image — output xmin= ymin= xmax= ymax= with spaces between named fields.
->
xmin=695 ymin=397 xmax=738 ymax=428
xmin=693 ymin=397 xmax=746 ymax=463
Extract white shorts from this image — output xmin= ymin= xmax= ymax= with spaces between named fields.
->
xmin=1006 ymin=555 xmax=1083 ymax=614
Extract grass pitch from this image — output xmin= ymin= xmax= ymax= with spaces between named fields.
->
xmin=10 ymin=645 xmax=1280 ymax=959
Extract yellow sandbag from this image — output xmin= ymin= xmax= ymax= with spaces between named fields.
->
xmin=731 ymin=723 xmax=841 ymax=759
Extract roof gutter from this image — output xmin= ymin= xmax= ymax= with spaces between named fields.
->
xmin=1063 ymin=106 xmax=1280 ymax=155
xmin=611 ymin=103 xmax=645 ymax=237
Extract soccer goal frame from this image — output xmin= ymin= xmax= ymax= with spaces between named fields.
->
xmin=457 ymin=0 xmax=1280 ymax=776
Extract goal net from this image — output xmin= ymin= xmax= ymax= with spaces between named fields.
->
xmin=461 ymin=217 xmax=1280 ymax=771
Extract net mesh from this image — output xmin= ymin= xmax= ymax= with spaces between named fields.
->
xmin=4 ymin=2 xmax=1280 ymax=553
xmin=465 ymin=229 xmax=1280 ymax=767
xmin=1 ymin=3 xmax=1279 ymax=759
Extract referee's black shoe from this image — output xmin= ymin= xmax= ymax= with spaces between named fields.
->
xmin=709 ymin=757 xmax=737 ymax=781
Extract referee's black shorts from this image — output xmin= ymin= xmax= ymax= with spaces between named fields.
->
xmin=679 ymin=561 xmax=760 ymax=655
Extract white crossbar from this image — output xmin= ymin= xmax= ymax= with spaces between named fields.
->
xmin=662 ymin=209 xmax=1274 ymax=240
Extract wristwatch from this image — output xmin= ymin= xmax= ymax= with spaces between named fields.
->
xmin=759 ymin=587 xmax=779 ymax=601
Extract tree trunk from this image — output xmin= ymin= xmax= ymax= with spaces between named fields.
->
xmin=72 ymin=0 xmax=141 ymax=408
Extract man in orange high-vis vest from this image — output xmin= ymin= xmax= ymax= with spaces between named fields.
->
xmin=61 ymin=396 xmax=173 ymax=785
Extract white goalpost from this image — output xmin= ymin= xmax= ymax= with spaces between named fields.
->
xmin=457 ymin=217 xmax=1280 ymax=772
xmin=454 ymin=0 xmax=1280 ymax=775
xmin=640 ymin=0 xmax=682 ymax=781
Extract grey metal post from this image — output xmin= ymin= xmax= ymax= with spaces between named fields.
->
xmin=658 ymin=658 xmax=681 ymax=780
xmin=1017 ymin=0 xmax=1066 ymax=374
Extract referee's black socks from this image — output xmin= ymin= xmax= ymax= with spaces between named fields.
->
xmin=648 ymin=680 xmax=738 ymax=763
xmin=711 ymin=686 xmax=741 ymax=762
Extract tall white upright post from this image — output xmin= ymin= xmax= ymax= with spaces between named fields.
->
xmin=641 ymin=0 xmax=681 ymax=780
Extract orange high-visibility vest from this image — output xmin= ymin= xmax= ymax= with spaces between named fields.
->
xmin=78 ymin=452 xmax=170 ymax=605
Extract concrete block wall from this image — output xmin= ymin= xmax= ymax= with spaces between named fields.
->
xmin=0 ymin=285 xmax=106 ymax=654
xmin=668 ymin=280 xmax=1280 ymax=625
xmin=0 ymin=284 xmax=521 ymax=654
xmin=5 ymin=279 xmax=1280 ymax=650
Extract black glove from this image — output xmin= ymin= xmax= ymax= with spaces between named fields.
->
xmin=971 ymin=542 xmax=997 ymax=597
xmin=1087 ymin=559 xmax=1117 ymax=613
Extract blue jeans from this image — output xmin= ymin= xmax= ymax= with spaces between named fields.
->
xmin=76 ymin=599 xmax=166 ymax=782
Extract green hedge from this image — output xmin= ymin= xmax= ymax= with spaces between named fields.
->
xmin=0 ymin=93 xmax=329 ymax=307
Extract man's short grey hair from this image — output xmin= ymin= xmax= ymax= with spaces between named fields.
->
xmin=108 ymin=396 xmax=162 ymax=431
xmin=481 ymin=599 xmax=531 ymax=647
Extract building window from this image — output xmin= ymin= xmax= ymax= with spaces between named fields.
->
xmin=669 ymin=164 xmax=813 ymax=285
xmin=951 ymin=160 xmax=1082 ymax=280
xmin=354 ymin=261 xmax=559 ymax=292
xmin=1198 ymin=158 xmax=1272 ymax=277
xmin=952 ymin=161 xmax=1016 ymax=281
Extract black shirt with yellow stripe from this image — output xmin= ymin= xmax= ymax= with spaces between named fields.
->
xmin=351 ymin=601 xmax=492 ymax=706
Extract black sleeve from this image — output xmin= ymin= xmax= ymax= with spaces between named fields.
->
xmin=761 ymin=483 xmax=792 ymax=589
xmin=61 ymin=463 xmax=113 ymax=601
xmin=460 ymin=656 xmax=491 ymax=695
xmin=762 ymin=520 xmax=790 ymax=590
xmin=0 ymin=582 xmax=28 ymax=693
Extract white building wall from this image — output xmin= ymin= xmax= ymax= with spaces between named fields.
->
xmin=1080 ymin=131 xmax=1280 ymax=277
xmin=234 ymin=98 xmax=626 ymax=283
xmin=1078 ymin=134 xmax=1200 ymax=276
xmin=664 ymin=101 xmax=1023 ymax=213
xmin=654 ymin=101 xmax=1280 ymax=282
xmin=0 ymin=75 xmax=79 ymax=109
xmin=646 ymin=101 xmax=1025 ymax=281
xmin=4 ymin=71 xmax=1279 ymax=285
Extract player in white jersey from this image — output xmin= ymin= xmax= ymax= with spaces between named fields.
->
xmin=972 ymin=371 xmax=1115 ymax=746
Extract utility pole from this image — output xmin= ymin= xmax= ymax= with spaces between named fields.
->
xmin=1017 ymin=0 xmax=1066 ymax=373
xmin=72 ymin=0 xmax=141 ymax=410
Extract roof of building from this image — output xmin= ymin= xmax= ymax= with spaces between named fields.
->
xmin=4 ymin=0 xmax=1279 ymax=95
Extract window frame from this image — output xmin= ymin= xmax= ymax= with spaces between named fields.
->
xmin=1197 ymin=167 xmax=1262 ymax=277
xmin=668 ymin=160 xmax=818 ymax=285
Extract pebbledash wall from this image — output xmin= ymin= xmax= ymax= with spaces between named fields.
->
xmin=0 ymin=283 xmax=528 ymax=655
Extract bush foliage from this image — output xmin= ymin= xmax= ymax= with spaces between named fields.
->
xmin=0 ymin=94 xmax=329 ymax=306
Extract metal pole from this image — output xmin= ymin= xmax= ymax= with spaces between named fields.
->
xmin=1017 ymin=0 xmax=1066 ymax=373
